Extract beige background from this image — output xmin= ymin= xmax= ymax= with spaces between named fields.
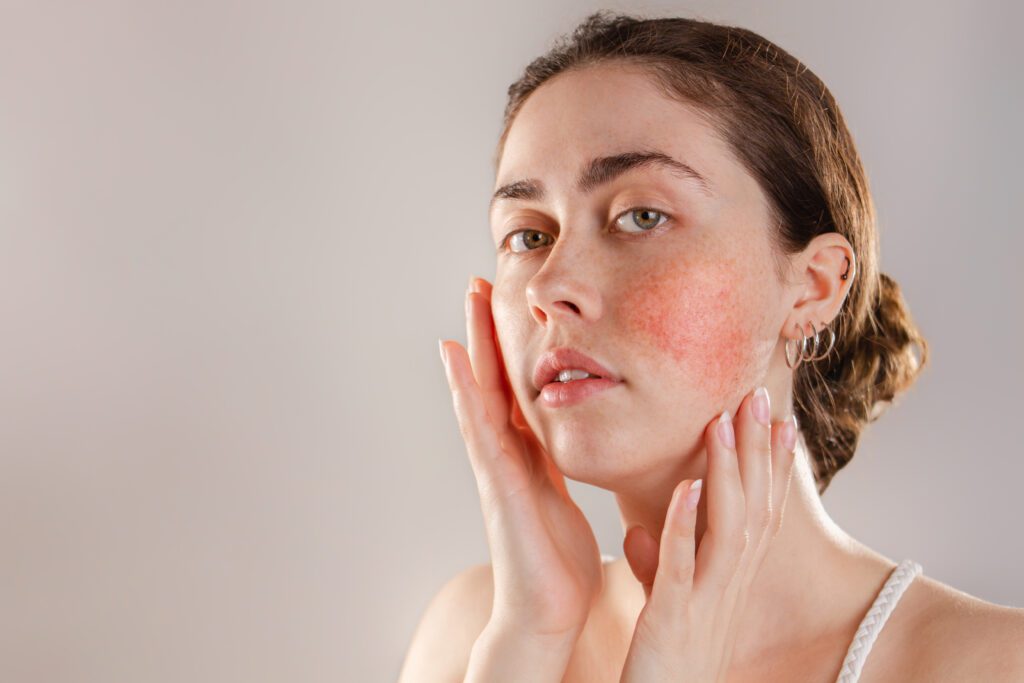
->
xmin=1 ymin=0 xmax=1021 ymax=681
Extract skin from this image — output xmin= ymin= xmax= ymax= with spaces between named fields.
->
xmin=620 ymin=259 xmax=753 ymax=406
xmin=416 ymin=61 xmax=1024 ymax=682
xmin=484 ymin=61 xmax=865 ymax=676
xmin=488 ymin=61 xmax=823 ymax=546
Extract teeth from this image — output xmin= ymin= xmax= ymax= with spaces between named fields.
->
xmin=557 ymin=368 xmax=599 ymax=383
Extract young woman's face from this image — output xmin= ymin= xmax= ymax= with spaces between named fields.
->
xmin=490 ymin=63 xmax=788 ymax=488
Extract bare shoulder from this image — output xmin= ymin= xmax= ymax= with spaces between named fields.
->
xmin=397 ymin=563 xmax=495 ymax=683
xmin=903 ymin=573 xmax=1024 ymax=682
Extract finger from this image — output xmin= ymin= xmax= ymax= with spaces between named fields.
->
xmin=470 ymin=276 xmax=491 ymax=298
xmin=715 ymin=414 xmax=795 ymax=678
xmin=649 ymin=478 xmax=702 ymax=619
xmin=623 ymin=524 xmax=660 ymax=601
xmin=467 ymin=278 xmax=569 ymax=498
xmin=770 ymin=414 xmax=799 ymax=538
xmin=734 ymin=386 xmax=773 ymax=553
xmin=692 ymin=409 xmax=746 ymax=602
xmin=466 ymin=277 xmax=511 ymax=432
xmin=440 ymin=339 xmax=529 ymax=504
xmin=471 ymin=279 xmax=508 ymax=388
xmin=474 ymin=278 xmax=523 ymax=429
xmin=441 ymin=338 xmax=574 ymax=577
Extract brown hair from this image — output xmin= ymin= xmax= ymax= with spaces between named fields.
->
xmin=493 ymin=10 xmax=928 ymax=495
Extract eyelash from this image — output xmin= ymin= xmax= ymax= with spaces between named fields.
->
xmin=497 ymin=206 xmax=673 ymax=255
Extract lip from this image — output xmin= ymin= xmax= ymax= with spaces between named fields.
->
xmin=538 ymin=377 xmax=621 ymax=408
xmin=532 ymin=346 xmax=622 ymax=394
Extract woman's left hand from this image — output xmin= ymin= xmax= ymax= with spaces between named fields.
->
xmin=619 ymin=386 xmax=799 ymax=683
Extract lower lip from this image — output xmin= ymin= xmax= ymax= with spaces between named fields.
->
xmin=538 ymin=378 xmax=620 ymax=408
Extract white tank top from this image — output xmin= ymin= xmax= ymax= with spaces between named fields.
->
xmin=599 ymin=554 xmax=923 ymax=683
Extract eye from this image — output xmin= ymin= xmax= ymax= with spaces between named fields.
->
xmin=500 ymin=229 xmax=554 ymax=254
xmin=497 ymin=206 xmax=671 ymax=255
xmin=614 ymin=207 xmax=669 ymax=235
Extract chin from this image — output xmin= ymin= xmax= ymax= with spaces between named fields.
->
xmin=542 ymin=419 xmax=707 ymax=493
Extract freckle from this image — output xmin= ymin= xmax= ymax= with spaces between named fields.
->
xmin=621 ymin=260 xmax=752 ymax=399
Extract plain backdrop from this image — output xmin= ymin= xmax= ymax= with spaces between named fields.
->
xmin=1 ymin=0 xmax=1021 ymax=681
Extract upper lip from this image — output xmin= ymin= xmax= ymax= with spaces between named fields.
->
xmin=532 ymin=346 xmax=621 ymax=392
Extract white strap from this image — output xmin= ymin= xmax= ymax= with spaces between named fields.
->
xmin=835 ymin=559 xmax=923 ymax=683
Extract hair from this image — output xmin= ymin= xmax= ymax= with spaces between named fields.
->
xmin=493 ymin=10 xmax=928 ymax=495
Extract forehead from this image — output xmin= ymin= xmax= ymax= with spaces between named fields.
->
xmin=496 ymin=63 xmax=735 ymax=191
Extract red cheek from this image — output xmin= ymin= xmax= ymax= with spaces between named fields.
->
xmin=620 ymin=259 xmax=752 ymax=400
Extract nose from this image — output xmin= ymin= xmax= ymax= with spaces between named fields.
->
xmin=524 ymin=241 xmax=603 ymax=327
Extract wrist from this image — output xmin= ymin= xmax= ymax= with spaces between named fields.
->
xmin=464 ymin=620 xmax=582 ymax=683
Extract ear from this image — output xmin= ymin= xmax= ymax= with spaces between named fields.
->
xmin=782 ymin=233 xmax=856 ymax=341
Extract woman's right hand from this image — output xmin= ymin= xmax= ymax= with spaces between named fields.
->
xmin=439 ymin=276 xmax=604 ymax=642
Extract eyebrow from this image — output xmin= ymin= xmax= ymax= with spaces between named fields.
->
xmin=489 ymin=150 xmax=714 ymax=214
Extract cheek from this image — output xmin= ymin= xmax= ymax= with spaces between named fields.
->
xmin=621 ymin=259 xmax=756 ymax=400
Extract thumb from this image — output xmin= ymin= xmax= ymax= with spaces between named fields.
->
xmin=623 ymin=524 xmax=660 ymax=601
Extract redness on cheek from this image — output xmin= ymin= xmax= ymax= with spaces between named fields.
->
xmin=621 ymin=259 xmax=753 ymax=400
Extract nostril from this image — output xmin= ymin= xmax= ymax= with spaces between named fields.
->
xmin=554 ymin=300 xmax=581 ymax=315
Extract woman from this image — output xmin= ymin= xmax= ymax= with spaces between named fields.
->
xmin=401 ymin=11 xmax=1024 ymax=683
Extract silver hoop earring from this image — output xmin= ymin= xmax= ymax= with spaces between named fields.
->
xmin=784 ymin=323 xmax=807 ymax=369
xmin=806 ymin=322 xmax=836 ymax=361
xmin=804 ymin=321 xmax=821 ymax=361
xmin=786 ymin=320 xmax=838 ymax=369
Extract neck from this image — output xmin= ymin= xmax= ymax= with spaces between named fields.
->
xmin=612 ymin=432 xmax=895 ymax=666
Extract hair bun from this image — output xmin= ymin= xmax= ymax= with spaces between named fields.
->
xmin=796 ymin=270 xmax=929 ymax=493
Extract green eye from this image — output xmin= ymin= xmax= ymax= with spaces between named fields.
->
xmin=616 ymin=208 xmax=668 ymax=233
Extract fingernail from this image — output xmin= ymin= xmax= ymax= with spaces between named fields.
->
xmin=685 ymin=479 xmax=703 ymax=511
xmin=718 ymin=410 xmax=735 ymax=448
xmin=753 ymin=386 xmax=770 ymax=426
xmin=467 ymin=274 xmax=477 ymax=295
xmin=438 ymin=338 xmax=448 ymax=366
xmin=782 ymin=414 xmax=798 ymax=451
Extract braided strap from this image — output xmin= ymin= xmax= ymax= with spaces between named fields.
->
xmin=835 ymin=559 xmax=923 ymax=683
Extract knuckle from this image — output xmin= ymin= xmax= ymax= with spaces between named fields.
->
xmin=670 ymin=559 xmax=695 ymax=584
xmin=673 ymin=516 xmax=696 ymax=541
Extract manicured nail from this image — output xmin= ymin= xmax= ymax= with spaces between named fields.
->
xmin=753 ymin=386 xmax=770 ymax=426
xmin=782 ymin=414 xmax=798 ymax=451
xmin=467 ymin=274 xmax=478 ymax=295
xmin=438 ymin=338 xmax=448 ymax=366
xmin=685 ymin=479 xmax=703 ymax=511
xmin=718 ymin=410 xmax=735 ymax=448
